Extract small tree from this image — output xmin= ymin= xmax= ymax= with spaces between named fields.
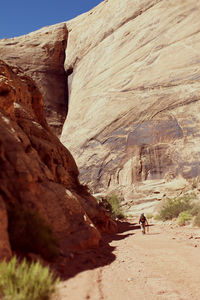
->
xmin=0 ymin=256 xmax=59 ymax=300
xmin=100 ymin=194 xmax=125 ymax=219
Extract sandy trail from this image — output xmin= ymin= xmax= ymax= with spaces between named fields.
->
xmin=55 ymin=220 xmax=200 ymax=300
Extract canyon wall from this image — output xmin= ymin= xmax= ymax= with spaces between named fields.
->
xmin=61 ymin=0 xmax=200 ymax=207
xmin=0 ymin=60 xmax=116 ymax=260
xmin=1 ymin=0 xmax=200 ymax=212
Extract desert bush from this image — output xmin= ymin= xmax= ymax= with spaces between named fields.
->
xmin=154 ymin=214 xmax=162 ymax=221
xmin=158 ymin=194 xmax=194 ymax=221
xmin=107 ymin=194 xmax=125 ymax=219
xmin=7 ymin=205 xmax=60 ymax=261
xmin=0 ymin=256 xmax=59 ymax=300
xmin=190 ymin=204 xmax=200 ymax=216
xmin=100 ymin=194 xmax=125 ymax=219
xmin=146 ymin=213 xmax=153 ymax=219
xmin=193 ymin=211 xmax=200 ymax=227
xmin=177 ymin=211 xmax=192 ymax=226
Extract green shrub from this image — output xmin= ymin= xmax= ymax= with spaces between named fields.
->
xmin=146 ymin=213 xmax=153 ymax=219
xmin=158 ymin=194 xmax=194 ymax=221
xmin=193 ymin=211 xmax=200 ymax=227
xmin=107 ymin=194 xmax=125 ymax=219
xmin=0 ymin=256 xmax=59 ymax=300
xmin=190 ymin=204 xmax=200 ymax=216
xmin=100 ymin=194 xmax=125 ymax=219
xmin=177 ymin=211 xmax=192 ymax=226
xmin=7 ymin=205 xmax=60 ymax=261
xmin=154 ymin=214 xmax=162 ymax=221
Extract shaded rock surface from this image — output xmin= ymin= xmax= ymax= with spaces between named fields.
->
xmin=0 ymin=196 xmax=12 ymax=260
xmin=0 ymin=60 xmax=116 ymax=260
xmin=60 ymin=0 xmax=200 ymax=207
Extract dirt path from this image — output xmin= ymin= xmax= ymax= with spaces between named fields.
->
xmin=55 ymin=220 xmax=200 ymax=300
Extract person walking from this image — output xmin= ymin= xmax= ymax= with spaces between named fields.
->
xmin=139 ymin=213 xmax=148 ymax=234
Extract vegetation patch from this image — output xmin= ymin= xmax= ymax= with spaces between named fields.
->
xmin=7 ymin=204 xmax=60 ymax=261
xmin=190 ymin=203 xmax=200 ymax=217
xmin=156 ymin=193 xmax=200 ymax=227
xmin=0 ymin=256 xmax=59 ymax=300
xmin=99 ymin=194 xmax=125 ymax=219
xmin=146 ymin=213 xmax=153 ymax=219
xmin=177 ymin=211 xmax=192 ymax=226
xmin=153 ymin=214 xmax=162 ymax=221
xmin=157 ymin=193 xmax=194 ymax=221
xmin=193 ymin=211 xmax=200 ymax=227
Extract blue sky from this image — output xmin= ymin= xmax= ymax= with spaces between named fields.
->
xmin=0 ymin=0 xmax=103 ymax=39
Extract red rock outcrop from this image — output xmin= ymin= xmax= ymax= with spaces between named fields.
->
xmin=0 ymin=23 xmax=68 ymax=136
xmin=0 ymin=196 xmax=11 ymax=260
xmin=0 ymin=59 xmax=116 ymax=260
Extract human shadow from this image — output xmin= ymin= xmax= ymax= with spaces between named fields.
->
xmin=117 ymin=220 xmax=141 ymax=233
xmin=57 ymin=219 xmax=139 ymax=280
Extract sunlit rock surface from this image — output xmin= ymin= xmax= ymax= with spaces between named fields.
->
xmin=0 ymin=24 xmax=68 ymax=135
xmin=61 ymin=0 xmax=200 ymax=207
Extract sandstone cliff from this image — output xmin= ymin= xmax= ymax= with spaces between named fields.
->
xmin=61 ymin=0 xmax=200 ymax=209
xmin=1 ymin=0 xmax=200 ymax=213
xmin=0 ymin=60 xmax=116 ymax=261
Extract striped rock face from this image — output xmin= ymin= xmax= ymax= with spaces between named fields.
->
xmin=60 ymin=0 xmax=200 ymax=205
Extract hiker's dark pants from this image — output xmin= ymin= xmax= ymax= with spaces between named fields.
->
xmin=140 ymin=222 xmax=145 ymax=233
